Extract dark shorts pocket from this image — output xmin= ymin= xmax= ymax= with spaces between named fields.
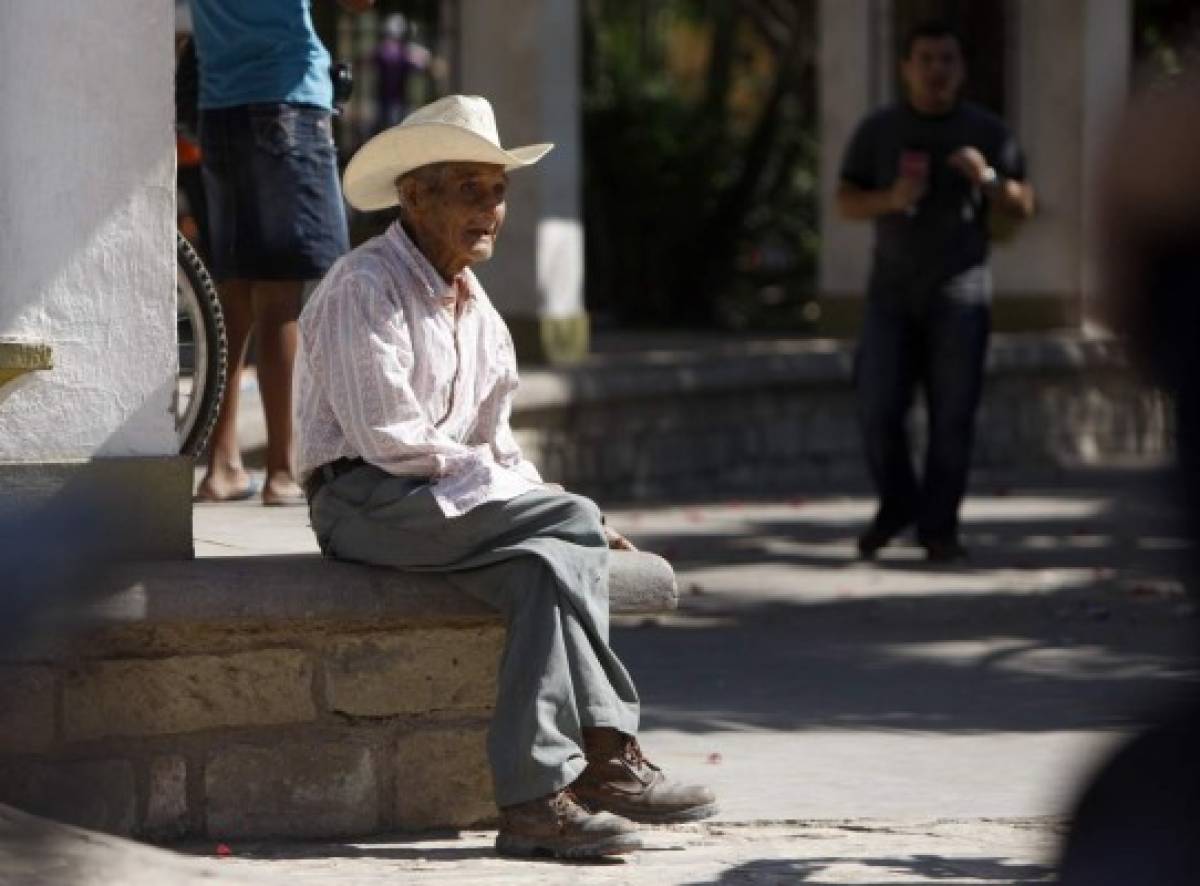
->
xmin=250 ymin=105 xmax=300 ymax=157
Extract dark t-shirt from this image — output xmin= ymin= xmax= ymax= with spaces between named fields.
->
xmin=840 ymin=101 xmax=1026 ymax=300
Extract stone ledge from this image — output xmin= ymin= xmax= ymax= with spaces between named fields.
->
xmin=74 ymin=549 xmax=676 ymax=629
xmin=0 ymin=549 xmax=679 ymax=838
xmin=515 ymin=333 xmax=1132 ymax=413
xmin=0 ymin=550 xmax=679 ymax=663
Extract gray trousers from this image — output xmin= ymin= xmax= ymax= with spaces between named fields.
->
xmin=309 ymin=464 xmax=641 ymax=806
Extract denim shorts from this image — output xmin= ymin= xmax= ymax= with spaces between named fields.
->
xmin=199 ymin=103 xmax=350 ymax=282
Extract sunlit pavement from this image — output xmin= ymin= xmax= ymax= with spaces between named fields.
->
xmin=180 ymin=471 xmax=1199 ymax=884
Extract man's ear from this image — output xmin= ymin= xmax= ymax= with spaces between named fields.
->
xmin=397 ymin=176 xmax=417 ymax=210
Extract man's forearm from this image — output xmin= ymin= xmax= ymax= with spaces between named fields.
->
xmin=836 ymin=184 xmax=899 ymax=221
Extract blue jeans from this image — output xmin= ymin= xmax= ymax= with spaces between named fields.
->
xmin=855 ymin=270 xmax=991 ymax=544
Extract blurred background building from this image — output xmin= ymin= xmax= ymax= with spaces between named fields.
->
xmin=296 ymin=0 xmax=1200 ymax=357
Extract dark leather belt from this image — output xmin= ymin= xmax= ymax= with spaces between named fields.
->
xmin=303 ymin=457 xmax=365 ymax=502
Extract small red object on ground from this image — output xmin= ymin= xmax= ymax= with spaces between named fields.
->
xmin=215 ymin=843 xmax=232 ymax=857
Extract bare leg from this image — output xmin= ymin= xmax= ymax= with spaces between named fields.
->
xmin=253 ymin=280 xmax=305 ymax=505
xmin=195 ymin=279 xmax=255 ymax=501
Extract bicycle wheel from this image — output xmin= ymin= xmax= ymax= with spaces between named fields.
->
xmin=176 ymin=232 xmax=227 ymax=457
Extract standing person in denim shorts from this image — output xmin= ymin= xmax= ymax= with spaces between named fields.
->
xmin=190 ymin=0 xmax=373 ymax=505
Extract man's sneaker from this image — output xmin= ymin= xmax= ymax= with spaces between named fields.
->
xmin=573 ymin=728 xmax=718 ymax=824
xmin=856 ymin=518 xmax=911 ymax=560
xmin=856 ymin=528 xmax=892 ymax=560
xmin=495 ymin=787 xmax=641 ymax=859
xmin=924 ymin=539 xmax=969 ymax=563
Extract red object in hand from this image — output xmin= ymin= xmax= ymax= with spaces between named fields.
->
xmin=899 ymin=149 xmax=930 ymax=182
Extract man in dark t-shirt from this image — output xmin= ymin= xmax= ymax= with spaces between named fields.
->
xmin=837 ymin=21 xmax=1035 ymax=562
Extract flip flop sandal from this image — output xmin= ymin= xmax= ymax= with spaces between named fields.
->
xmin=192 ymin=477 xmax=261 ymax=503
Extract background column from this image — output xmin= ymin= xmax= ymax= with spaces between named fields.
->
xmin=456 ymin=0 xmax=588 ymax=364
xmin=817 ymin=0 xmax=893 ymax=335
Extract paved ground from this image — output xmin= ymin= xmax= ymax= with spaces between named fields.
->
xmin=172 ymin=467 xmax=1200 ymax=884
xmin=3 ymin=466 xmax=1194 ymax=884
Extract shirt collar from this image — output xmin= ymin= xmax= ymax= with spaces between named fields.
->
xmin=385 ymin=220 xmax=477 ymax=308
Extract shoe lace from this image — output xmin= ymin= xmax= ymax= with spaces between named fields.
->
xmin=623 ymin=737 xmax=660 ymax=772
xmin=553 ymin=786 xmax=582 ymax=814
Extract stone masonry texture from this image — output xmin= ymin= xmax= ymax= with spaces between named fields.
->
xmin=205 ymin=739 xmax=378 ymax=838
xmin=323 ymin=627 xmax=504 ymax=717
xmin=393 ymin=724 xmax=494 ymax=829
xmin=145 ymin=755 xmax=189 ymax=837
xmin=0 ymin=759 xmax=136 ymax=834
xmin=0 ymin=666 xmax=56 ymax=754
xmin=62 ymin=650 xmax=316 ymax=740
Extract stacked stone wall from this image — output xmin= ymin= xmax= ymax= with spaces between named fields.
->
xmin=0 ymin=623 xmax=504 ymax=839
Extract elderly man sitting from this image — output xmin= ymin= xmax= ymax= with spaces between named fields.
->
xmin=294 ymin=95 xmax=715 ymax=859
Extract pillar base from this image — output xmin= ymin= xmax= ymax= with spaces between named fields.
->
xmin=0 ymin=457 xmax=193 ymax=560
xmin=0 ymin=340 xmax=53 ymax=390
xmin=507 ymin=313 xmax=590 ymax=366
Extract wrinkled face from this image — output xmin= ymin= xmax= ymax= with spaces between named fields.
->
xmin=403 ymin=162 xmax=508 ymax=272
xmin=901 ymin=36 xmax=965 ymax=113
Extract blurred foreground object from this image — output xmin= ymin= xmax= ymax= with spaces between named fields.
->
xmin=1058 ymin=71 xmax=1200 ymax=886
xmin=0 ymin=486 xmax=120 ymax=650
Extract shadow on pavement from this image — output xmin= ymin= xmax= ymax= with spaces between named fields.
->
xmin=628 ymin=495 xmax=1190 ymax=577
xmin=613 ymin=487 xmax=1200 ymax=736
xmin=682 ymin=853 xmax=1055 ymax=884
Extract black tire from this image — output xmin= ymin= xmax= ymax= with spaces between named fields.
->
xmin=176 ymin=232 xmax=227 ymax=457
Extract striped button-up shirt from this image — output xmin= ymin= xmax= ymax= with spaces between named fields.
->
xmin=294 ymin=221 xmax=542 ymax=517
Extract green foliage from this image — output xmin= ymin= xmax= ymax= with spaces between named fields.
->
xmin=582 ymin=0 xmax=819 ymax=330
xmin=1134 ymin=0 xmax=1200 ymax=83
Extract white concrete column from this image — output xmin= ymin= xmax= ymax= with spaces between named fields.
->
xmin=1080 ymin=0 xmax=1131 ymax=326
xmin=979 ymin=0 xmax=1128 ymax=330
xmin=0 ymin=2 xmax=188 ymax=555
xmin=456 ymin=0 xmax=587 ymax=363
xmin=817 ymin=0 xmax=892 ymax=332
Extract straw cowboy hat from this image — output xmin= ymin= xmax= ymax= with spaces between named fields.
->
xmin=342 ymin=94 xmax=554 ymax=211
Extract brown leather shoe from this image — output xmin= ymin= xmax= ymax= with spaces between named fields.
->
xmin=573 ymin=728 xmax=718 ymax=824
xmin=495 ymin=787 xmax=642 ymax=859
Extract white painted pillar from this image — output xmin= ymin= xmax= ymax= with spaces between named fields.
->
xmin=0 ymin=2 xmax=188 ymax=555
xmin=988 ymin=0 xmax=1129 ymax=329
xmin=1080 ymin=0 xmax=1131 ymax=327
xmin=817 ymin=0 xmax=893 ymax=332
xmin=456 ymin=0 xmax=587 ymax=363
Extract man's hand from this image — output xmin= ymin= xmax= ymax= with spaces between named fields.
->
xmin=604 ymin=524 xmax=638 ymax=552
xmin=947 ymin=146 xmax=991 ymax=186
xmin=888 ymin=174 xmax=925 ymax=213
xmin=837 ymin=180 xmax=922 ymax=220
xmin=949 ymin=145 xmax=1035 ymax=219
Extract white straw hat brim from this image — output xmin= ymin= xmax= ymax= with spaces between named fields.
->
xmin=343 ymin=122 xmax=553 ymax=211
